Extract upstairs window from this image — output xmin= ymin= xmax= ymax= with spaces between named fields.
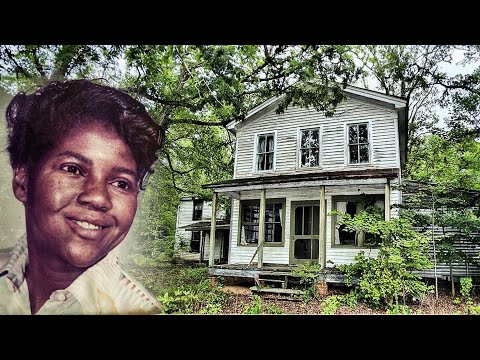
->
xmin=256 ymin=133 xmax=275 ymax=171
xmin=299 ymin=128 xmax=320 ymax=167
xmin=192 ymin=200 xmax=203 ymax=220
xmin=348 ymin=123 xmax=369 ymax=164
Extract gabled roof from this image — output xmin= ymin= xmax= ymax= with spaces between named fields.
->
xmin=226 ymin=84 xmax=409 ymax=170
xmin=226 ymin=85 xmax=407 ymax=131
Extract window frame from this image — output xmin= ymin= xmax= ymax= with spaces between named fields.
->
xmin=238 ymin=198 xmax=285 ymax=247
xmin=190 ymin=231 xmax=201 ymax=253
xmin=345 ymin=122 xmax=371 ymax=166
xmin=297 ymin=127 xmax=321 ymax=169
xmin=253 ymin=131 xmax=277 ymax=173
xmin=331 ymin=194 xmax=385 ymax=249
xmin=192 ymin=199 xmax=203 ymax=221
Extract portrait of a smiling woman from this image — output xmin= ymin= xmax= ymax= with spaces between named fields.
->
xmin=0 ymin=79 xmax=164 ymax=314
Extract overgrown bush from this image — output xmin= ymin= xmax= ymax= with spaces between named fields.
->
xmin=338 ymin=214 xmax=433 ymax=310
xmin=242 ymin=295 xmax=284 ymax=314
xmin=157 ymin=277 xmax=232 ymax=314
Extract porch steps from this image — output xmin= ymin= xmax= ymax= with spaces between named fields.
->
xmin=257 ymin=278 xmax=287 ymax=289
xmin=249 ymin=286 xmax=304 ymax=296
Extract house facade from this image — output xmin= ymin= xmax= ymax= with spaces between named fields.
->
xmin=204 ymin=85 xmax=407 ymax=270
xmin=175 ymin=197 xmax=229 ymax=263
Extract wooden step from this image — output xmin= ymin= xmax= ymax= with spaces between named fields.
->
xmin=258 ymin=278 xmax=287 ymax=289
xmin=250 ymin=286 xmax=304 ymax=296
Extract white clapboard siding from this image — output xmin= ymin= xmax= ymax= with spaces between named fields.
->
xmin=202 ymin=231 xmax=224 ymax=261
xmin=174 ymin=199 xmax=226 ymax=249
xmin=175 ymin=200 xmax=196 ymax=248
xmin=228 ymin=185 xmax=399 ymax=266
xmin=235 ymin=98 xmax=399 ymax=179
xmin=413 ymin=227 xmax=480 ymax=278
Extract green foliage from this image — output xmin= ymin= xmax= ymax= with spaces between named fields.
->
xmin=319 ymin=293 xmax=358 ymax=314
xmin=338 ymin=215 xmax=433 ymax=309
xmin=408 ymin=135 xmax=480 ymax=191
xmin=128 ymin=165 xmax=181 ymax=265
xmin=331 ymin=198 xmax=384 ymax=247
xmin=242 ymin=295 xmax=284 ymax=314
xmin=292 ymin=261 xmax=323 ymax=286
xmin=386 ymin=304 xmax=413 ymax=315
xmin=341 ymin=291 xmax=359 ymax=308
xmin=460 ymin=277 xmax=473 ymax=301
xmin=401 ymin=164 xmax=480 ymax=295
xmin=157 ymin=274 xmax=232 ymax=314
xmin=320 ymin=296 xmax=341 ymax=314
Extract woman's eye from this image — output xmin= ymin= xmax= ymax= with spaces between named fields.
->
xmin=61 ymin=164 xmax=82 ymax=175
xmin=111 ymin=180 xmax=131 ymax=190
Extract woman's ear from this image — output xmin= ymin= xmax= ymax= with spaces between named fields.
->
xmin=12 ymin=165 xmax=29 ymax=204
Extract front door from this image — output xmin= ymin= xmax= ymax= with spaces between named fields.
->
xmin=290 ymin=202 xmax=320 ymax=264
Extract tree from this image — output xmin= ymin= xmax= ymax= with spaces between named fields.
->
xmin=0 ymin=45 xmax=124 ymax=92
xmin=1 ymin=44 xmax=363 ymax=260
xmin=352 ymin=45 xmax=480 ymax=165
xmin=407 ymin=134 xmax=480 ymax=191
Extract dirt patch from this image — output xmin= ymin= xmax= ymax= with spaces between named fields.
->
xmin=221 ymin=285 xmax=253 ymax=295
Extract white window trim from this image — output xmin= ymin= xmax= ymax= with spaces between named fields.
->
xmin=344 ymin=121 xmax=372 ymax=166
xmin=297 ymin=126 xmax=322 ymax=169
xmin=393 ymin=115 xmax=401 ymax=175
xmin=233 ymin=135 xmax=239 ymax=179
xmin=252 ymin=131 xmax=277 ymax=173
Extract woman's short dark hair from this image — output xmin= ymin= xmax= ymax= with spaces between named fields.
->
xmin=5 ymin=79 xmax=164 ymax=189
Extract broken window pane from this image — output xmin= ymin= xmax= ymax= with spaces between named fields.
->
xmin=349 ymin=125 xmax=358 ymax=143
xmin=294 ymin=239 xmax=311 ymax=259
xmin=360 ymin=144 xmax=369 ymax=163
xmin=359 ymin=124 xmax=368 ymax=143
xmin=349 ymin=145 xmax=359 ymax=163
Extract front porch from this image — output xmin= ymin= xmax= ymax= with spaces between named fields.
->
xmin=208 ymin=262 xmax=349 ymax=289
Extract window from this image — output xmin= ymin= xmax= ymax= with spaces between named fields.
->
xmin=299 ymin=129 xmax=320 ymax=167
xmin=190 ymin=231 xmax=200 ymax=253
xmin=255 ymin=133 xmax=275 ymax=171
xmin=192 ymin=200 xmax=203 ymax=220
xmin=332 ymin=195 xmax=384 ymax=247
xmin=348 ymin=123 xmax=369 ymax=164
xmin=240 ymin=200 xmax=284 ymax=245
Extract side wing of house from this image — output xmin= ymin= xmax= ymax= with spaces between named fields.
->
xmin=206 ymin=87 xmax=406 ymax=268
xmin=175 ymin=198 xmax=228 ymax=262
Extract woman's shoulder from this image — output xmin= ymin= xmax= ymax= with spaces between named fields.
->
xmin=115 ymin=267 xmax=164 ymax=314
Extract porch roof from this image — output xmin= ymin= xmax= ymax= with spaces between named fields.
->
xmin=179 ymin=220 xmax=230 ymax=231
xmin=203 ymin=168 xmax=399 ymax=194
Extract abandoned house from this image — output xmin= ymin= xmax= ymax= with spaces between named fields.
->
xmin=176 ymin=85 xmax=479 ymax=289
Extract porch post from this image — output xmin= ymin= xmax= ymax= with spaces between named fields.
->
xmin=199 ymin=231 xmax=205 ymax=263
xmin=209 ymin=192 xmax=217 ymax=266
xmin=320 ymin=185 xmax=326 ymax=269
xmin=257 ymin=188 xmax=266 ymax=268
xmin=385 ymin=180 xmax=391 ymax=221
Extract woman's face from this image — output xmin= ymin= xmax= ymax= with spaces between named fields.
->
xmin=22 ymin=122 xmax=138 ymax=268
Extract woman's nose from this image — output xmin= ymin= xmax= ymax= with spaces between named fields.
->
xmin=77 ymin=177 xmax=113 ymax=212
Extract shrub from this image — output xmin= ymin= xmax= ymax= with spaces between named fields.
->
xmin=338 ymin=215 xmax=433 ymax=309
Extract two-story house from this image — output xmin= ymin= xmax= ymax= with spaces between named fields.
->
xmin=203 ymin=85 xmax=407 ymax=276
xmin=175 ymin=197 xmax=229 ymax=263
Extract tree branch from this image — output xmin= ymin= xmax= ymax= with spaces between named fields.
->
xmin=170 ymin=117 xmax=235 ymax=127
xmin=3 ymin=47 xmax=31 ymax=79
xmin=165 ymin=151 xmax=195 ymax=175
xmin=128 ymin=86 xmax=199 ymax=110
